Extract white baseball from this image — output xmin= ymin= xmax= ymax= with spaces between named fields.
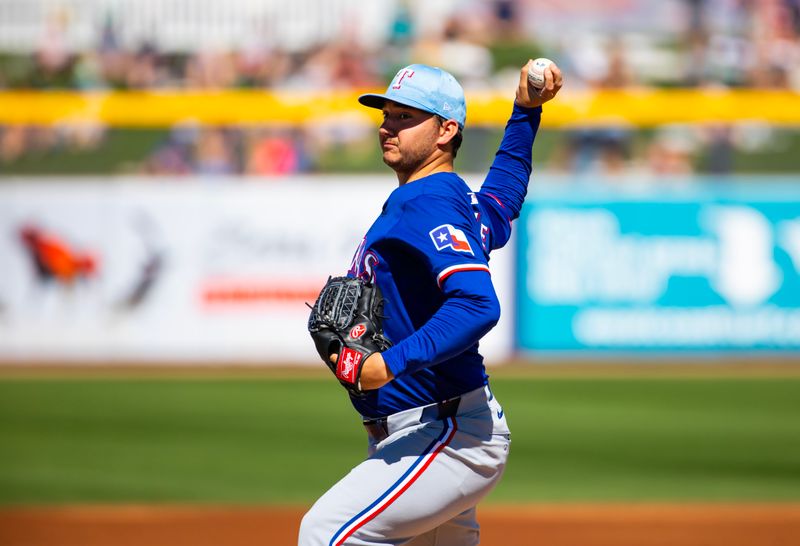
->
xmin=527 ymin=58 xmax=553 ymax=89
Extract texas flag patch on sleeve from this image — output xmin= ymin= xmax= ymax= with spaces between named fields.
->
xmin=429 ymin=224 xmax=473 ymax=255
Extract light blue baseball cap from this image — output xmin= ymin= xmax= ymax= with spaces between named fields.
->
xmin=359 ymin=64 xmax=467 ymax=129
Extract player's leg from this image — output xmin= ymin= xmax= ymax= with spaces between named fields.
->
xmin=297 ymin=417 xmax=508 ymax=546
xmin=404 ymin=507 xmax=479 ymax=546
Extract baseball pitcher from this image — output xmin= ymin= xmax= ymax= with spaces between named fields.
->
xmin=302 ymin=59 xmax=563 ymax=545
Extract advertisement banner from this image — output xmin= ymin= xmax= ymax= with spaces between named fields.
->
xmin=517 ymin=182 xmax=800 ymax=353
xmin=0 ymin=177 xmax=513 ymax=364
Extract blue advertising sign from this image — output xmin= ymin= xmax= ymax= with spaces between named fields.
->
xmin=516 ymin=182 xmax=800 ymax=352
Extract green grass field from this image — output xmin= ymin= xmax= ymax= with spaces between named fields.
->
xmin=0 ymin=375 xmax=798 ymax=506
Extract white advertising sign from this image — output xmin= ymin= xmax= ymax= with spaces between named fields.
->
xmin=0 ymin=177 xmax=513 ymax=365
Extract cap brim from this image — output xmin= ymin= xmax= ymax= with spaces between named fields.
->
xmin=358 ymin=92 xmax=464 ymax=128
xmin=358 ymin=93 xmax=438 ymax=117
xmin=358 ymin=93 xmax=390 ymax=109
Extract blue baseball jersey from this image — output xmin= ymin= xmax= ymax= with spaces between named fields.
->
xmin=348 ymin=104 xmax=542 ymax=418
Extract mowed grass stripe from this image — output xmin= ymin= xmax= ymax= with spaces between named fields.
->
xmin=0 ymin=377 xmax=798 ymax=505
xmin=489 ymin=377 xmax=800 ymax=502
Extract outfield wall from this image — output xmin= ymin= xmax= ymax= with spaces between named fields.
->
xmin=0 ymin=176 xmax=514 ymax=364
xmin=1 ymin=176 xmax=798 ymax=365
xmin=517 ymin=179 xmax=800 ymax=354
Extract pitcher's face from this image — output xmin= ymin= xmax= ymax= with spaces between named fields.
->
xmin=379 ymin=102 xmax=441 ymax=173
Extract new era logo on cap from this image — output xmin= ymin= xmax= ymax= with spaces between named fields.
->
xmin=358 ymin=64 xmax=467 ymax=129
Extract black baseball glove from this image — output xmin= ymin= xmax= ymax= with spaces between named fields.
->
xmin=307 ymin=276 xmax=392 ymax=397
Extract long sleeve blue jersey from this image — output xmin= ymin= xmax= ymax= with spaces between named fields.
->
xmin=347 ymin=104 xmax=542 ymax=417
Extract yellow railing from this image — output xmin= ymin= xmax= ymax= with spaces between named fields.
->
xmin=1 ymin=89 xmax=799 ymax=127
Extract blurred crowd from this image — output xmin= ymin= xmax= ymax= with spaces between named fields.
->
xmin=1 ymin=0 xmax=799 ymax=178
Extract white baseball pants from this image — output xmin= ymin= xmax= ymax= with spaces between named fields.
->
xmin=298 ymin=385 xmax=511 ymax=546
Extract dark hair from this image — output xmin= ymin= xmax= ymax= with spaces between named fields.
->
xmin=436 ymin=115 xmax=463 ymax=158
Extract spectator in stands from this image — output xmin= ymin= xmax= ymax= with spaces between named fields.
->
xmin=192 ymin=128 xmax=239 ymax=176
xmin=646 ymin=125 xmax=696 ymax=177
xmin=429 ymin=15 xmax=493 ymax=87
xmin=490 ymin=0 xmax=522 ymax=41
xmin=2 ymin=0 xmax=799 ymax=177
xmin=0 ymin=126 xmax=28 ymax=163
xmin=185 ymin=51 xmax=239 ymax=89
xmin=554 ymin=36 xmax=635 ymax=176
xmin=34 ymin=8 xmax=72 ymax=88
xmin=125 ymin=44 xmax=167 ymax=89
xmin=246 ymin=127 xmax=309 ymax=175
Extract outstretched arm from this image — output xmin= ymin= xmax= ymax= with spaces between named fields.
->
xmin=479 ymin=60 xmax=564 ymax=248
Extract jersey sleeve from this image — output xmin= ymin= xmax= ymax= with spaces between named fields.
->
xmin=477 ymin=104 xmax=542 ymax=249
xmin=381 ymin=270 xmax=500 ymax=378
xmin=396 ymin=194 xmax=489 ymax=288
xmin=377 ymin=193 xmax=499 ymax=377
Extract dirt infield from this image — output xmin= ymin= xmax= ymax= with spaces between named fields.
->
xmin=1 ymin=504 xmax=799 ymax=546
